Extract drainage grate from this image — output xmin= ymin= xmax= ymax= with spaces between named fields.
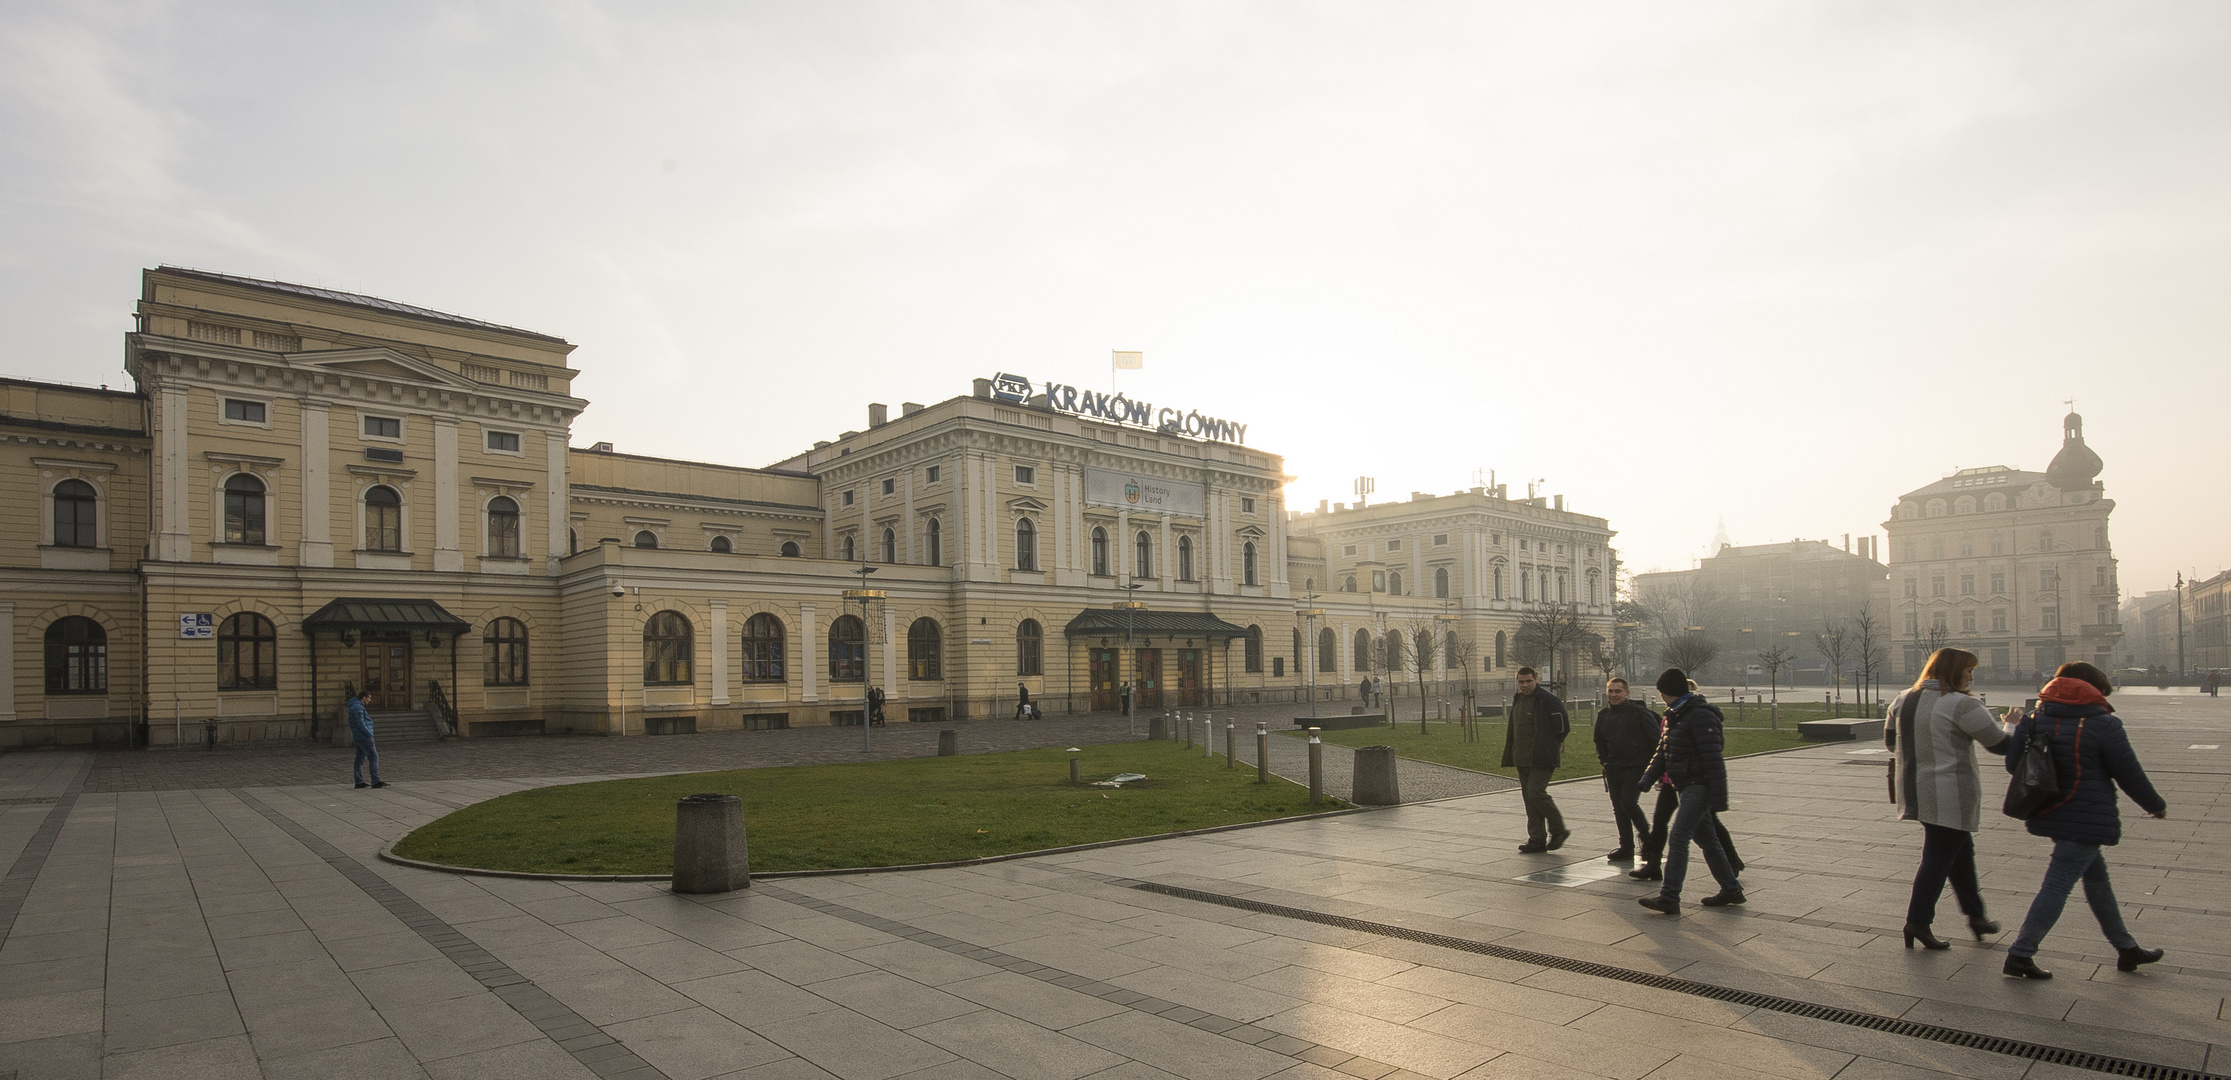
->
xmin=1131 ymin=882 xmax=2225 ymax=1080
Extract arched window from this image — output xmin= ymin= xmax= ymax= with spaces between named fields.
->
xmin=569 ymin=529 xmax=578 ymax=555
xmin=780 ymin=540 xmax=802 ymax=557
xmin=1384 ymin=631 xmax=1404 ymax=671
xmin=1444 ymin=629 xmax=1459 ymax=668
xmin=1415 ymin=629 xmax=1433 ymax=670
xmin=1135 ymin=531 xmax=1153 ymax=578
xmin=642 ymin=611 xmax=693 ymax=685
xmin=1091 ymin=528 xmax=1108 ymax=575
xmin=1495 ymin=630 xmax=1507 ymax=668
xmin=1353 ymin=628 xmax=1370 ymax=670
xmin=1984 ymin=493 xmax=2006 ymax=512
xmin=1343 ymin=575 xmax=1357 ymax=593
xmin=1016 ymin=619 xmax=1043 ymax=676
xmin=1318 ymin=627 xmax=1335 ymax=672
xmin=53 ymin=479 xmax=97 ymax=548
xmin=1954 ymin=496 xmax=1976 ymax=515
xmin=633 ymin=530 xmax=659 ymax=549
xmin=1178 ymin=536 xmax=1194 ymax=581
xmin=1491 ymin=561 xmax=1506 ymax=600
xmin=1926 ymin=499 xmax=1947 ymax=517
xmin=742 ymin=613 xmax=785 ymax=682
xmin=1243 ymin=542 xmax=1258 ymax=586
xmin=1434 ymin=567 xmax=1450 ymax=599
xmin=925 ymin=519 xmax=942 ymax=565
xmin=1292 ymin=628 xmax=1303 ymax=672
xmin=1388 ymin=570 xmax=1402 ymax=596
xmin=841 ymin=534 xmax=856 ymax=562
xmin=364 ymin=486 xmax=402 ymax=552
xmin=44 ymin=617 xmax=106 ymax=694
xmin=829 ymin=615 xmax=864 ymax=682
xmin=908 ymin=618 xmax=942 ymax=680
xmin=1244 ymin=625 xmax=1263 ymax=673
xmin=1015 ymin=518 xmax=1037 ymax=571
xmin=215 ymin=613 xmax=277 ymax=690
xmin=710 ymin=535 xmax=732 ymax=553
xmin=2038 ymin=529 xmax=2053 ymax=552
xmin=2093 ymin=527 xmax=2105 ymax=549
xmin=483 ymin=617 xmax=528 ymax=686
xmin=881 ymin=527 xmax=896 ymax=564
xmin=224 ymin=474 xmax=266 ymax=545
xmin=1587 ymin=570 xmax=1602 ymax=606
xmin=486 ymin=496 xmax=520 ymax=558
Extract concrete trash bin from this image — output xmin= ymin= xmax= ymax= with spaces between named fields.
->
xmin=938 ymin=729 xmax=959 ymax=756
xmin=1352 ymin=746 xmax=1401 ymax=805
xmin=672 ymin=793 xmax=750 ymax=894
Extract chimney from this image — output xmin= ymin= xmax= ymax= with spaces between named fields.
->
xmin=588 ymin=441 xmax=614 ymax=453
xmin=972 ymin=378 xmax=992 ymax=399
xmin=812 ymin=440 xmax=831 ymax=450
xmin=901 ymin=402 xmax=924 ymax=417
xmin=868 ymin=403 xmax=888 ymax=428
xmin=1317 ymin=499 xmax=1329 ymax=513
xmin=1843 ymin=533 xmax=1851 ymax=553
xmin=1553 ymin=495 xmax=1564 ymax=511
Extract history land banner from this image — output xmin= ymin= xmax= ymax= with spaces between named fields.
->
xmin=1084 ymin=467 xmax=1205 ymax=517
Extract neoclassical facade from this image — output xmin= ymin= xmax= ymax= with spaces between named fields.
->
xmin=1883 ymin=412 xmax=2120 ymax=681
xmin=2 ymin=267 xmax=1620 ymax=748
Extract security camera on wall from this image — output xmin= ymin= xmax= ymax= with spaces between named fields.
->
xmin=610 ymin=582 xmax=625 ymax=598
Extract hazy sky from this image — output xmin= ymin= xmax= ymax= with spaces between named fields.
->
xmin=6 ymin=2 xmax=2226 ymax=594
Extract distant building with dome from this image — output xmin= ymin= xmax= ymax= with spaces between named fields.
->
xmin=1882 ymin=411 xmax=2119 ymax=682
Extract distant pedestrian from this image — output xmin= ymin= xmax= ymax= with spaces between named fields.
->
xmin=1015 ymin=683 xmax=1036 ymax=721
xmin=348 ymin=689 xmax=384 ymax=789
xmin=1502 ymin=667 xmax=1570 ymax=853
xmin=1635 ymin=668 xmax=1743 ymax=914
xmin=1359 ymin=675 xmax=1375 ymax=710
xmin=867 ymin=686 xmax=887 ymax=725
xmin=2208 ymin=670 xmax=2220 ymax=698
xmin=1885 ymin=648 xmax=2010 ymax=951
xmin=1594 ymin=678 xmax=1657 ymax=863
xmin=2001 ymin=663 xmax=2168 ymax=979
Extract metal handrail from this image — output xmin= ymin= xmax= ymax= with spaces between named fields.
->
xmin=426 ymin=680 xmax=459 ymax=738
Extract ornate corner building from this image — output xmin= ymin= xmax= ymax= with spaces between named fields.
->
xmin=2 ymin=267 xmax=1618 ymax=748
xmin=1883 ymin=412 xmax=2120 ymax=681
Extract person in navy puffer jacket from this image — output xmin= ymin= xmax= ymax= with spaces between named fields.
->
xmin=2000 ymin=662 xmax=2168 ymax=979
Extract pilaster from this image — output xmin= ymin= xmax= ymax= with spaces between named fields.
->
xmin=801 ymin=603 xmax=819 ymax=702
xmin=709 ymin=599 xmax=730 ymax=705
xmin=433 ymin=417 xmax=462 ymax=572
xmin=298 ymin=402 xmax=333 ymax=566
xmin=157 ymin=386 xmax=191 ymax=561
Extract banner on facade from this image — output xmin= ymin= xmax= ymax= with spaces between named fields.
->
xmin=1084 ymin=467 xmax=1205 ymax=517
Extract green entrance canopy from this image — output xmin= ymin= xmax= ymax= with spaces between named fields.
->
xmin=302 ymin=597 xmax=471 ymax=635
xmin=1062 ymin=609 xmax=1250 ymax=639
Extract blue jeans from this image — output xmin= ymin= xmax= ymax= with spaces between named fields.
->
xmin=1660 ymin=785 xmax=1739 ymax=901
xmin=351 ymin=722 xmax=381 ymax=785
xmin=2009 ymin=839 xmax=2136 ymax=958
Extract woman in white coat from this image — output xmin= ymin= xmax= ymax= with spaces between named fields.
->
xmin=1886 ymin=648 xmax=2012 ymax=950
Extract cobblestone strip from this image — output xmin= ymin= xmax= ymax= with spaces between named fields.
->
xmin=0 ymin=757 xmax=88 ymax=942
xmin=753 ymin=882 xmax=1414 ymax=1080
xmin=231 ymin=790 xmax=671 ymax=1080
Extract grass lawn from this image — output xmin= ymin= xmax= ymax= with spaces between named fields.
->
xmin=1289 ymin=718 xmax=1814 ymax=783
xmin=391 ymin=740 xmax=1342 ymax=875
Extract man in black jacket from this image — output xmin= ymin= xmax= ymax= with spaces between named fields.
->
xmin=1502 ymin=667 xmax=1570 ymax=853
xmin=1593 ymin=678 xmax=1657 ymax=862
xmin=1636 ymin=668 xmax=1744 ymax=914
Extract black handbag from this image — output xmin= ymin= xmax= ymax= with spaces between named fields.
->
xmin=1888 ymin=690 xmax=1922 ymax=803
xmin=2003 ymin=713 xmax=2077 ymax=819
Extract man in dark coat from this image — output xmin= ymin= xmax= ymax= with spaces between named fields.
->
xmin=1636 ymin=668 xmax=1744 ymax=913
xmin=1593 ymin=678 xmax=1657 ymax=862
xmin=1501 ymin=667 xmax=1570 ymax=852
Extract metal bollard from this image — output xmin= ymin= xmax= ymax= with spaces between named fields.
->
xmin=672 ymin=793 xmax=750 ymax=894
xmin=938 ymin=729 xmax=958 ymax=756
xmin=1308 ymin=728 xmax=1324 ymax=804
xmin=1201 ymin=716 xmax=1212 ymax=758
xmin=1255 ymin=723 xmax=1269 ymax=783
xmin=1224 ymin=721 xmax=1236 ymax=769
xmin=1068 ymin=748 xmax=1082 ymax=784
xmin=1183 ymin=712 xmax=1193 ymax=749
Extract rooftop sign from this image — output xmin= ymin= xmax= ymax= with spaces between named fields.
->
xmin=987 ymin=373 xmax=1249 ymax=445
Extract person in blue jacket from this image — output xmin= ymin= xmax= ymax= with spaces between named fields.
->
xmin=2000 ymin=662 xmax=2168 ymax=979
xmin=1634 ymin=668 xmax=1744 ymax=914
xmin=347 ymin=688 xmax=384 ymax=789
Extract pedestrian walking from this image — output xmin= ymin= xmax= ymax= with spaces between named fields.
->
xmin=1594 ymin=677 xmax=1657 ymax=862
xmin=1635 ymin=668 xmax=1742 ymax=913
xmin=1015 ymin=682 xmax=1034 ymax=721
xmin=1359 ymin=674 xmax=1376 ymax=710
xmin=867 ymin=686 xmax=886 ymax=725
xmin=1630 ymin=679 xmax=1742 ymax=882
xmin=2001 ymin=663 xmax=2169 ymax=979
xmin=1502 ymin=666 xmax=1570 ymax=853
xmin=1885 ymin=648 xmax=2010 ymax=950
xmin=347 ymin=688 xmax=384 ymax=789
xmin=2208 ymin=670 xmax=2220 ymax=698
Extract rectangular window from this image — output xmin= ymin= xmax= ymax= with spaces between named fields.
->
xmin=1240 ymin=497 xmax=1255 ymax=513
xmin=926 ymin=465 xmax=940 ymax=483
xmin=252 ymin=330 xmax=300 ymax=351
xmin=1904 ymin=612 xmax=1919 ymax=634
xmin=1959 ymin=574 xmax=1974 ymax=596
xmin=485 ymin=430 xmax=520 ymax=452
xmin=1990 ymin=572 xmax=2006 ymax=593
xmin=2042 ymin=607 xmax=2060 ymax=630
xmin=882 ymin=478 xmax=895 ymax=495
xmin=2094 ymin=566 xmax=2109 ymax=587
xmin=187 ymin=321 xmax=241 ymax=344
xmin=1433 ymin=534 xmax=1448 ymax=546
xmin=1991 ymin=609 xmax=2008 ymax=632
xmin=223 ymin=399 xmax=266 ymax=423
xmin=1343 ymin=545 xmax=1357 ymax=556
xmin=842 ymin=490 xmax=854 ymax=506
xmin=1931 ymin=576 xmax=1946 ymax=597
xmin=1387 ymin=539 xmax=1401 ymax=552
xmin=364 ymin=415 xmax=401 ymax=439
xmin=2096 ymin=605 xmax=2111 ymax=627
xmin=1904 ymin=578 xmax=1918 ymax=598
xmin=1491 ymin=532 xmax=1502 ymax=546
xmin=1961 ymin=610 xmax=1977 ymax=632
xmin=1014 ymin=465 xmax=1036 ymax=485
xmin=2040 ymin=568 xmax=2059 ymax=592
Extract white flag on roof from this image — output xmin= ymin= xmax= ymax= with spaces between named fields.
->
xmin=1112 ymin=350 xmax=1142 ymax=369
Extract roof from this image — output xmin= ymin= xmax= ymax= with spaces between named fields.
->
xmin=1063 ymin=609 xmax=1253 ymax=639
xmin=156 ymin=266 xmax=568 ymax=344
xmin=302 ymin=598 xmax=472 ymax=634
xmin=1899 ymin=466 xmax=2044 ymax=502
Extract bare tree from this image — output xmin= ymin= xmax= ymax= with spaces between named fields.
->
xmin=1922 ymin=621 xmax=1952 ymax=659
xmin=1514 ymin=603 xmax=1590 ymax=690
xmin=1850 ymin=609 xmax=1890 ymax=711
xmin=1589 ymin=635 xmax=1621 ymax=686
xmin=1660 ymin=632 xmax=1720 ymax=679
xmin=1756 ymin=644 xmax=1794 ymax=729
xmin=1815 ymin=619 xmax=1851 ymax=708
xmin=1397 ymin=622 xmax=1436 ymax=727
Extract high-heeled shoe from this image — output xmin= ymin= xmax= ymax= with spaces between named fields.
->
xmin=1967 ymin=915 xmax=2000 ymax=940
xmin=1903 ymin=923 xmax=1951 ymax=950
xmin=2116 ymin=946 xmax=2163 ymax=973
xmin=2003 ymin=955 xmax=2052 ymax=979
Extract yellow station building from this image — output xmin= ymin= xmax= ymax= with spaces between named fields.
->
xmin=2 ymin=268 xmax=1617 ymax=748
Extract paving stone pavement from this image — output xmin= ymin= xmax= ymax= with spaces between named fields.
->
xmin=2 ymin=690 xmax=2226 ymax=1080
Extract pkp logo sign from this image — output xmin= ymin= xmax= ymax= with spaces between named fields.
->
xmin=990 ymin=372 xmax=1032 ymax=403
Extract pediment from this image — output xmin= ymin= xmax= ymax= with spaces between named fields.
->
xmin=1234 ymin=524 xmax=1267 ymax=539
xmin=1007 ymin=496 xmax=1048 ymax=513
xmin=287 ymin=347 xmax=478 ymax=389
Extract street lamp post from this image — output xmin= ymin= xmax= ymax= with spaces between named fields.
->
xmin=843 ymin=560 xmax=884 ymax=751
xmin=1117 ymin=580 xmax=1147 ymax=736
xmin=1298 ymin=593 xmax=1324 ymax=720
xmin=1436 ymin=596 xmax=1459 ymax=723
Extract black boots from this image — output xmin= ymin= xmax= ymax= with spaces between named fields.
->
xmin=1636 ymin=894 xmax=1679 ymax=915
xmin=1629 ymin=861 xmax=1661 ymax=880
xmin=2003 ymin=955 xmax=2052 ymax=979
xmin=1903 ymin=924 xmax=1951 ymax=950
xmin=1967 ymin=915 xmax=2000 ymax=939
xmin=2117 ymin=946 xmax=2164 ymax=973
xmin=1699 ymin=890 xmax=1746 ymax=907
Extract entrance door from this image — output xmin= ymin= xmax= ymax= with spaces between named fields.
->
xmin=1134 ymin=649 xmax=1163 ymax=709
xmin=360 ymin=638 xmax=412 ymax=711
xmin=1175 ymin=649 xmax=1202 ymax=707
xmin=1090 ymin=648 xmax=1119 ymax=711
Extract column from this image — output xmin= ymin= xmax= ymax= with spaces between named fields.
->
xmin=955 ymin=451 xmax=972 ymax=567
xmin=433 ymin=417 xmax=462 ymax=572
xmin=1117 ymin=510 xmax=1130 ymax=576
xmin=545 ymin=428 xmax=568 ymax=575
xmin=299 ymin=402 xmax=333 ymax=567
xmin=1339 ymin=619 xmax=1352 ymax=685
xmin=902 ymin=470 xmax=916 ymax=564
xmin=1049 ymin=467 xmax=1065 ymax=571
xmin=709 ymin=599 xmax=730 ymax=705
xmin=0 ymin=602 xmax=14 ymax=721
xmin=157 ymin=386 xmax=191 ymax=561
xmin=800 ymin=603 xmax=818 ymax=702
xmin=1159 ymin=515 xmax=1172 ymax=590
